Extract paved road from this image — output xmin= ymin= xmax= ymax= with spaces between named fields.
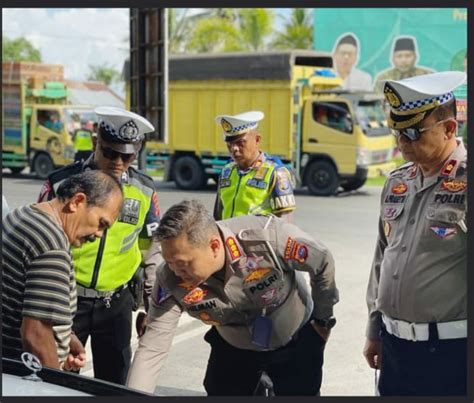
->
xmin=2 ymin=173 xmax=382 ymax=396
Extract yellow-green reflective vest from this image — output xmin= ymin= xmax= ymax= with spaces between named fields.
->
xmin=74 ymin=130 xmax=93 ymax=151
xmin=72 ymin=176 xmax=154 ymax=291
xmin=219 ymin=161 xmax=276 ymax=219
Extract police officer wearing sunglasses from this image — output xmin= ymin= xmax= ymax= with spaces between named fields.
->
xmin=363 ymin=71 xmax=467 ymax=395
xmin=37 ymin=107 xmax=163 ymax=385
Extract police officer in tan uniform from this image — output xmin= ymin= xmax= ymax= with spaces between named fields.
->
xmin=127 ymin=200 xmax=338 ymax=395
xmin=364 ymin=71 xmax=467 ymax=396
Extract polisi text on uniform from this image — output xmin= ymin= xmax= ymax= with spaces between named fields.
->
xmin=434 ymin=193 xmax=465 ymax=204
xmin=249 ymin=274 xmax=278 ymax=294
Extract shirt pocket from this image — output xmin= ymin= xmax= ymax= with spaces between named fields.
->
xmin=425 ymin=206 xmax=466 ymax=240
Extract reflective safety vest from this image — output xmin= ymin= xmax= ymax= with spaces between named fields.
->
xmin=72 ymin=175 xmax=154 ymax=291
xmin=74 ymin=130 xmax=93 ymax=151
xmin=218 ymin=156 xmax=295 ymax=219
xmin=43 ymin=161 xmax=158 ymax=292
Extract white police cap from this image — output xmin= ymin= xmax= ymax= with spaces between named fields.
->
xmin=215 ymin=111 xmax=264 ymax=141
xmin=95 ymin=106 xmax=155 ymax=153
xmin=383 ymin=71 xmax=466 ymax=130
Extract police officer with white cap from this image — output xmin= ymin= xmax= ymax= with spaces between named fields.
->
xmin=37 ymin=107 xmax=163 ymax=385
xmin=213 ymin=111 xmax=296 ymax=221
xmin=127 ymin=199 xmax=338 ymax=395
xmin=363 ymin=71 xmax=467 ymax=395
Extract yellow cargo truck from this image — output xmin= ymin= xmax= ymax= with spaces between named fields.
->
xmin=144 ymin=51 xmax=396 ymax=195
xmin=2 ymin=62 xmax=96 ymax=178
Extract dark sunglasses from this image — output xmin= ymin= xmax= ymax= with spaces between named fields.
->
xmin=392 ymin=119 xmax=453 ymax=142
xmin=100 ymin=145 xmax=135 ymax=162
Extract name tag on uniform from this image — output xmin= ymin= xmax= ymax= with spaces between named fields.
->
xmin=251 ymin=310 xmax=272 ymax=348
xmin=220 ymin=179 xmax=231 ymax=188
xmin=118 ymin=198 xmax=141 ymax=225
xmin=247 ymin=178 xmax=267 ymax=189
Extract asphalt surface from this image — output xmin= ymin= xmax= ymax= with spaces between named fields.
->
xmin=2 ymin=172 xmax=383 ymax=396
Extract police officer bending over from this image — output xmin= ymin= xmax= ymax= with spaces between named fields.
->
xmin=127 ymin=199 xmax=338 ymax=395
xmin=213 ymin=111 xmax=296 ymax=220
xmin=37 ymin=107 xmax=163 ymax=385
xmin=364 ymin=71 xmax=467 ymax=395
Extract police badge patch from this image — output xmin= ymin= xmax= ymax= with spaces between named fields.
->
xmin=118 ymin=198 xmax=141 ymax=225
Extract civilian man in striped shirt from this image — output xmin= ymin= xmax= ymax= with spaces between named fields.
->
xmin=2 ymin=171 xmax=123 ymax=371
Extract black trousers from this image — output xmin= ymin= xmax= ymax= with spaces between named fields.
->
xmin=203 ymin=320 xmax=326 ymax=396
xmin=379 ymin=327 xmax=467 ymax=396
xmin=73 ymin=288 xmax=133 ymax=385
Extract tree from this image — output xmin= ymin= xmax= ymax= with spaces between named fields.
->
xmin=186 ymin=9 xmax=274 ymax=53
xmin=186 ymin=17 xmax=242 ymax=53
xmin=3 ymin=36 xmax=42 ymax=62
xmin=272 ymin=8 xmax=314 ymax=50
xmin=87 ymin=64 xmax=121 ymax=85
xmin=237 ymin=9 xmax=274 ymax=51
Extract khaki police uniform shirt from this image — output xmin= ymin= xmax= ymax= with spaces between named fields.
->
xmin=366 ymin=141 xmax=467 ymax=340
xmin=374 ymin=66 xmax=434 ymax=92
xmin=127 ymin=214 xmax=338 ymax=393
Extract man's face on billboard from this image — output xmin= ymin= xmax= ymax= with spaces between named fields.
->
xmin=392 ymin=50 xmax=416 ymax=73
xmin=334 ymin=43 xmax=358 ymax=76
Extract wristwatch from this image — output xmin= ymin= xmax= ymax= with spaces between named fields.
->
xmin=313 ymin=316 xmax=337 ymax=329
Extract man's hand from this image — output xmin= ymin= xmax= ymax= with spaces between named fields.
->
xmin=63 ymin=333 xmax=86 ymax=371
xmin=363 ymin=338 xmax=381 ymax=369
xmin=310 ymin=320 xmax=331 ymax=342
xmin=136 ymin=311 xmax=147 ymax=338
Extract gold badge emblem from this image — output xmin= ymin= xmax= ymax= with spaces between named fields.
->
xmin=221 ymin=118 xmax=233 ymax=133
xmin=182 ymin=287 xmax=208 ymax=304
xmin=254 ymin=167 xmax=269 ymax=180
xmin=244 ymin=268 xmax=272 ymax=283
xmin=391 ymin=183 xmax=408 ymax=194
xmin=225 ymin=237 xmax=242 ymax=259
xmin=442 ymin=179 xmax=467 ymax=193
xmin=384 ymin=221 xmax=391 ymax=237
xmin=441 ymin=159 xmax=457 ymax=176
xmin=384 ymin=85 xmax=401 ymax=108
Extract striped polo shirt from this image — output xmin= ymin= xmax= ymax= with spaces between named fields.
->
xmin=2 ymin=204 xmax=77 ymax=364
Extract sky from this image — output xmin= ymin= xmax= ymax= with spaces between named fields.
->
xmin=2 ymin=8 xmax=293 ymax=97
xmin=3 ymin=8 xmax=130 ymax=96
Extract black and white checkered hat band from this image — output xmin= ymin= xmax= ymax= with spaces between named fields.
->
xmin=396 ymin=92 xmax=454 ymax=112
xmin=99 ymin=119 xmax=143 ymax=143
xmin=229 ymin=122 xmax=257 ymax=133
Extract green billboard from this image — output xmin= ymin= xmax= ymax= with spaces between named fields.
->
xmin=313 ymin=8 xmax=467 ymax=91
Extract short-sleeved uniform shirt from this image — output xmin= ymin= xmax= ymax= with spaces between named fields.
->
xmin=366 ymin=141 xmax=467 ymax=339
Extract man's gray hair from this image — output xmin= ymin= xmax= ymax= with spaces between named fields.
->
xmin=155 ymin=200 xmax=218 ymax=246
xmin=56 ymin=170 xmax=123 ymax=207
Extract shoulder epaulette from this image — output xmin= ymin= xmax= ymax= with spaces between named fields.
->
xmin=48 ymin=161 xmax=84 ymax=185
xmin=388 ymin=161 xmax=414 ymax=177
xmin=265 ymin=155 xmax=285 ymax=168
xmin=127 ymin=166 xmax=156 ymax=190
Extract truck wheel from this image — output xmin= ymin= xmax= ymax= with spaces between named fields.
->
xmin=341 ymin=178 xmax=366 ymax=192
xmin=173 ymin=156 xmax=206 ymax=190
xmin=33 ymin=154 xmax=55 ymax=179
xmin=306 ymin=160 xmax=339 ymax=196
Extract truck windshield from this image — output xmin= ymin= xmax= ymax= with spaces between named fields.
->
xmin=356 ymin=100 xmax=390 ymax=137
xmin=64 ymin=109 xmax=97 ymax=136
